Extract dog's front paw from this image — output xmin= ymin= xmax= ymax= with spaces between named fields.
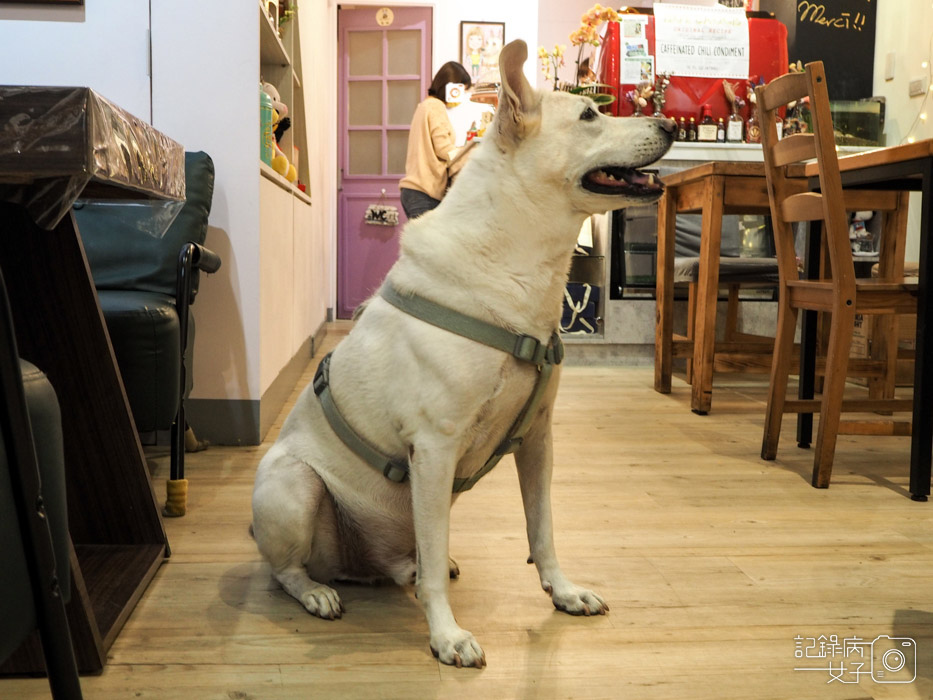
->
xmin=300 ymin=583 xmax=344 ymax=620
xmin=547 ymin=583 xmax=609 ymax=617
xmin=430 ymin=628 xmax=486 ymax=669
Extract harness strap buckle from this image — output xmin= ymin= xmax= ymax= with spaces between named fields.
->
xmin=382 ymin=460 xmax=409 ymax=483
xmin=513 ymin=334 xmax=544 ymax=364
xmin=313 ymin=353 xmax=331 ymax=396
xmin=547 ymin=332 xmax=565 ymax=365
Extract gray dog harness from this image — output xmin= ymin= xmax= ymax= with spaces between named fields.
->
xmin=313 ymin=281 xmax=564 ymax=493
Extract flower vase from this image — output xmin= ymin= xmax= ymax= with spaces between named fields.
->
xmin=595 ymin=20 xmax=620 ymax=116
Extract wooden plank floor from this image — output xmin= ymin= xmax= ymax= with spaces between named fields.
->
xmin=7 ymin=321 xmax=933 ymax=699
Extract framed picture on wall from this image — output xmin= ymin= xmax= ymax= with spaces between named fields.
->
xmin=459 ymin=21 xmax=505 ymax=84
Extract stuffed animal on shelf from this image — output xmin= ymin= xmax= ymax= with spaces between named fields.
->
xmin=261 ymin=81 xmax=298 ymax=183
xmin=849 ymin=210 xmax=875 ymax=256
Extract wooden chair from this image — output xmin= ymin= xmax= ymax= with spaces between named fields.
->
xmin=756 ymin=61 xmax=917 ymax=488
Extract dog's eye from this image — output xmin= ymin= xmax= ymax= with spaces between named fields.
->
xmin=580 ymin=107 xmax=598 ymax=121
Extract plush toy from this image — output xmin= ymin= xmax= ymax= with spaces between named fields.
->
xmin=849 ymin=210 xmax=875 ymax=255
xmin=261 ymin=82 xmax=298 ymax=183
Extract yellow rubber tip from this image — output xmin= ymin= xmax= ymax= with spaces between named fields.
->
xmin=163 ymin=478 xmax=189 ymax=517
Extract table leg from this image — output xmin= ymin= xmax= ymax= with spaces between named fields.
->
xmin=654 ymin=188 xmax=677 ymax=394
xmin=690 ymin=176 xmax=725 ymax=414
xmin=910 ymin=163 xmax=933 ymax=501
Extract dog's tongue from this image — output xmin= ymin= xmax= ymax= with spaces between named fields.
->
xmin=624 ymin=170 xmax=653 ymax=186
xmin=589 ymin=168 xmax=656 ymax=188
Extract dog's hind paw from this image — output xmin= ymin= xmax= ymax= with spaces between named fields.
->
xmin=550 ymin=585 xmax=609 ymax=617
xmin=300 ymin=584 xmax=344 ymax=620
xmin=430 ymin=629 xmax=486 ymax=669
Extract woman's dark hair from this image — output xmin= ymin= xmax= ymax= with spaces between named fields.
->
xmin=428 ymin=61 xmax=472 ymax=99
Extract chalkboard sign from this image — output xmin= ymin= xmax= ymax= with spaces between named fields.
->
xmin=762 ymin=0 xmax=876 ymax=100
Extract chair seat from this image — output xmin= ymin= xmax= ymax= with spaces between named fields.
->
xmin=97 ymin=290 xmax=181 ymax=432
xmin=673 ymin=256 xmax=780 ymax=284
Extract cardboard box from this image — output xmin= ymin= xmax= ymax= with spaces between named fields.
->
xmin=850 ymin=312 xmax=915 ymax=386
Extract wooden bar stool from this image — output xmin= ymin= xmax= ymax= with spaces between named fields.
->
xmin=757 ymin=61 xmax=916 ymax=488
xmin=654 ymin=162 xmax=802 ymax=414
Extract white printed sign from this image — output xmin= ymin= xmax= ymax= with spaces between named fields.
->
xmin=653 ymin=3 xmax=750 ymax=79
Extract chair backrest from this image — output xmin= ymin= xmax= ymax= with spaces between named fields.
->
xmin=756 ymin=61 xmax=857 ymax=300
xmin=76 ymin=151 xmax=215 ymax=297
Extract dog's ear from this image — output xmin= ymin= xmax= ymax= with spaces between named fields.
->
xmin=495 ymin=39 xmax=541 ymax=149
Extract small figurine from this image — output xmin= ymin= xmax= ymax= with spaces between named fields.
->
xmin=652 ymin=72 xmax=672 ymax=117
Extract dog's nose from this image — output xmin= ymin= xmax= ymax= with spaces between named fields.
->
xmin=656 ymin=117 xmax=677 ymax=135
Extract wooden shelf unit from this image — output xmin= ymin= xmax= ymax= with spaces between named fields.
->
xmin=260 ymin=1 xmax=309 ymax=197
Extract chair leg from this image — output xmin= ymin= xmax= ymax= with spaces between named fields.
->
xmin=811 ymin=306 xmax=856 ymax=488
xmin=686 ymin=282 xmax=696 ymax=384
xmin=762 ymin=298 xmax=798 ymax=460
xmin=725 ymin=284 xmax=740 ymax=341
xmin=654 ymin=188 xmax=677 ymax=394
xmin=690 ymin=176 xmax=725 ymax=415
xmin=163 ymin=404 xmax=188 ymax=518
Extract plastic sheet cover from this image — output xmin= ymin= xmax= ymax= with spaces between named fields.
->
xmin=0 ymin=86 xmax=185 ymax=231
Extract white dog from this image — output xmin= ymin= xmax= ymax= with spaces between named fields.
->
xmin=251 ymin=39 xmax=674 ymax=669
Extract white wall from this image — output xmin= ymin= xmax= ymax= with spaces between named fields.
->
xmin=873 ymin=1 xmax=933 ymax=261
xmin=432 ymin=0 xmax=539 ymax=81
xmin=150 ymin=1 xmax=260 ymax=404
xmin=301 ymin=0 xmax=339 ymax=325
xmin=0 ymin=0 xmax=150 ymax=119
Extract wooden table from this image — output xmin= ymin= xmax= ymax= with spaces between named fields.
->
xmin=801 ymin=140 xmax=933 ymax=501
xmin=654 ymin=161 xmax=804 ymax=414
xmin=0 ymin=86 xmax=182 ymax=672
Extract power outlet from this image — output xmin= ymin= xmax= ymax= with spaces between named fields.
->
xmin=909 ymin=78 xmax=926 ymax=97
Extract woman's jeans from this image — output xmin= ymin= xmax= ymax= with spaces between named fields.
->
xmin=400 ymin=187 xmax=441 ymax=220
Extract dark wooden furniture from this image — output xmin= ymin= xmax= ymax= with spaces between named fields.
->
xmin=0 ymin=86 xmax=181 ymax=673
xmin=1 ymin=289 xmax=83 ymax=697
xmin=654 ymin=161 xmax=802 ymax=414
xmin=798 ymin=138 xmax=933 ymax=499
xmin=757 ymin=63 xmax=916 ymax=490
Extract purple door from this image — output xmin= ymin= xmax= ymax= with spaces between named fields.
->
xmin=337 ymin=6 xmax=432 ymax=318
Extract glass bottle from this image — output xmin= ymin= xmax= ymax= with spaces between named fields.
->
xmin=716 ymin=117 xmax=726 ymax=142
xmin=677 ymin=116 xmax=687 ymax=142
xmin=745 ymin=105 xmax=761 ymax=144
xmin=726 ymin=110 xmax=744 ymax=142
xmin=687 ymin=117 xmax=698 ymax=142
xmin=697 ymin=104 xmax=717 ymax=142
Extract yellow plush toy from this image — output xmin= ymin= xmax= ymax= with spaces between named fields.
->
xmin=262 ymin=82 xmax=298 ymax=183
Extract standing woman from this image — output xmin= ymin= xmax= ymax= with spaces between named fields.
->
xmin=399 ymin=61 xmax=473 ymax=220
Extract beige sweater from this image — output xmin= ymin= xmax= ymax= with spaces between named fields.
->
xmin=398 ymin=96 xmax=459 ymax=201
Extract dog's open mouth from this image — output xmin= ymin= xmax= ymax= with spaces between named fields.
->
xmin=582 ymin=166 xmax=664 ymax=197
